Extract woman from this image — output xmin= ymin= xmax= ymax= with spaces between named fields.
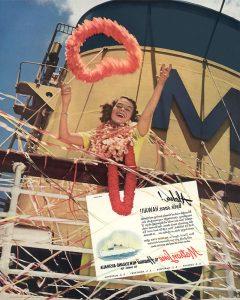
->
xmin=59 ymin=64 xmax=172 ymax=163
xmin=58 ymin=63 xmax=171 ymax=287
xmin=59 ymin=64 xmax=202 ymax=298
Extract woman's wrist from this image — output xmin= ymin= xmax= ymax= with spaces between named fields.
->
xmin=156 ymin=79 xmax=165 ymax=88
xmin=156 ymin=76 xmax=166 ymax=84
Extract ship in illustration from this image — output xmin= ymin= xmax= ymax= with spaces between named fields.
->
xmin=0 ymin=0 xmax=240 ymax=299
xmin=99 ymin=242 xmax=139 ymax=259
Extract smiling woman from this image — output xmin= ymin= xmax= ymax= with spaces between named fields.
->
xmin=111 ymin=98 xmax=135 ymax=124
xmin=58 ymin=64 xmax=172 ymax=163
xmin=100 ymin=97 xmax=138 ymax=124
xmin=58 ymin=64 xmax=171 ymax=215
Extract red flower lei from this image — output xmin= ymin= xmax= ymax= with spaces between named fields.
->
xmin=108 ymin=145 xmax=137 ymax=216
xmin=65 ymin=17 xmax=142 ymax=83
xmin=90 ymin=122 xmax=137 ymax=216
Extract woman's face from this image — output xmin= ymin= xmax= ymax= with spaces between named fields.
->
xmin=111 ymin=98 xmax=134 ymax=125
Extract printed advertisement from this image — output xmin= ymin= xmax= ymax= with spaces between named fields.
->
xmin=86 ymin=181 xmax=209 ymax=280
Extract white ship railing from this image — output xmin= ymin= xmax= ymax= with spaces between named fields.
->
xmin=0 ymin=162 xmax=239 ymax=298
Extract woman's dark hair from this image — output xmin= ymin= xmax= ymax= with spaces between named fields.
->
xmin=100 ymin=96 xmax=139 ymax=123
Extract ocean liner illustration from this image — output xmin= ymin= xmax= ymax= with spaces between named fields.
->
xmin=99 ymin=243 xmax=138 ymax=259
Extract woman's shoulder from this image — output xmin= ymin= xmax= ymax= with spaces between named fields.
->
xmin=78 ymin=129 xmax=95 ymax=149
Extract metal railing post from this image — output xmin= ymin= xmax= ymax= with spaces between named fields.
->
xmin=0 ymin=162 xmax=26 ymax=274
xmin=216 ymin=190 xmax=237 ymax=298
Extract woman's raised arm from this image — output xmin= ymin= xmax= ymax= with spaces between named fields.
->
xmin=137 ymin=64 xmax=172 ymax=136
xmin=59 ymin=83 xmax=84 ymax=147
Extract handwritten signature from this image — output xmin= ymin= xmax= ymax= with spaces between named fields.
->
xmin=158 ymin=190 xmax=193 ymax=206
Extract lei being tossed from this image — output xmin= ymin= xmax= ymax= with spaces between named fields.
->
xmin=65 ymin=17 xmax=142 ymax=83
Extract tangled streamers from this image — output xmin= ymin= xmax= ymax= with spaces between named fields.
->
xmin=65 ymin=17 xmax=142 ymax=82
xmin=1 ymin=100 xmax=240 ymax=296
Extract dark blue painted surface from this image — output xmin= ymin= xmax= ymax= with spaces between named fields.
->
xmin=152 ymin=69 xmax=240 ymax=153
xmin=78 ymin=0 xmax=240 ymax=72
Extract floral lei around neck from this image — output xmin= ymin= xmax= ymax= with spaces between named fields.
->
xmin=89 ymin=121 xmax=137 ymax=216
xmin=89 ymin=121 xmax=135 ymax=161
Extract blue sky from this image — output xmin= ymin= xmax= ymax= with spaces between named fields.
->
xmin=0 ymin=0 xmax=239 ymax=148
xmin=0 ymin=0 xmax=69 ymax=147
xmin=0 ymin=0 xmax=68 ymax=95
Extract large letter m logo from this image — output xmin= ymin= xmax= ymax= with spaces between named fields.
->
xmin=152 ymin=70 xmax=240 ymax=154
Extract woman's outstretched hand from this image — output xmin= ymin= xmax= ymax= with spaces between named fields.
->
xmin=157 ymin=64 xmax=172 ymax=84
xmin=137 ymin=64 xmax=172 ymax=136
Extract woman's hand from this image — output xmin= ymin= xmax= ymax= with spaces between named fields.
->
xmin=137 ymin=63 xmax=172 ymax=136
xmin=157 ymin=64 xmax=172 ymax=84
xmin=60 ymin=83 xmax=71 ymax=108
